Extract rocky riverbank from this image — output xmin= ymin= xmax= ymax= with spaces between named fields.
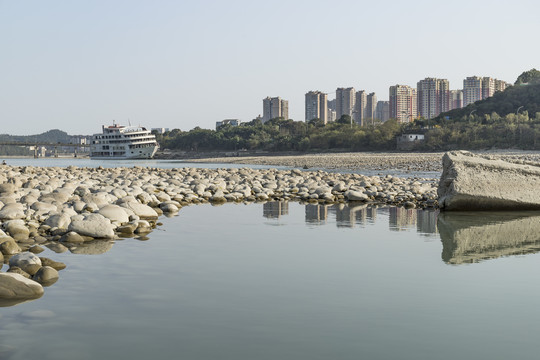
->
xmin=180 ymin=150 xmax=540 ymax=173
xmin=0 ymin=163 xmax=440 ymax=304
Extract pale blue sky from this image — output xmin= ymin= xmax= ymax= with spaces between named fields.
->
xmin=1 ymin=0 xmax=538 ymax=135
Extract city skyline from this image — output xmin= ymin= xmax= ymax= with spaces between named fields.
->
xmin=1 ymin=1 xmax=538 ymax=135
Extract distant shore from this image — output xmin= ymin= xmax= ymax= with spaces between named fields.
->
xmin=170 ymin=150 xmax=540 ymax=174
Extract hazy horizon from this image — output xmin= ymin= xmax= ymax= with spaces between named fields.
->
xmin=1 ymin=0 xmax=539 ymax=135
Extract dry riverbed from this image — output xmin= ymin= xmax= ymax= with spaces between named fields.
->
xmin=183 ymin=150 xmax=540 ymax=173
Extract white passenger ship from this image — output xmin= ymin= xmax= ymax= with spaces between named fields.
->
xmin=90 ymin=124 xmax=159 ymax=160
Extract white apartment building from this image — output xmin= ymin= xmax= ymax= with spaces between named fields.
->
xmin=417 ymin=78 xmax=450 ymax=119
xmin=262 ymin=96 xmax=289 ymax=123
xmin=305 ymin=91 xmax=328 ymax=123
xmin=335 ymin=87 xmax=355 ymax=120
xmin=389 ymin=85 xmax=417 ymax=123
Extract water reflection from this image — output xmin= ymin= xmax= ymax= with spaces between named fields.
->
xmin=263 ymin=201 xmax=289 ymax=219
xmin=438 ymin=212 xmax=540 ymax=264
xmin=263 ymin=201 xmax=439 ymax=234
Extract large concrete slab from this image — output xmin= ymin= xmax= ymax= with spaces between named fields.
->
xmin=438 ymin=151 xmax=540 ymax=210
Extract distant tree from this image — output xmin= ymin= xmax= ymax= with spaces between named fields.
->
xmin=308 ymin=118 xmax=325 ymax=128
xmin=336 ymin=115 xmax=352 ymax=125
xmin=515 ymin=68 xmax=540 ymax=85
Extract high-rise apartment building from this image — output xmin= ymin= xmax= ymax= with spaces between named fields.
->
xmin=365 ymin=92 xmax=377 ymax=125
xmin=389 ymin=85 xmax=417 ymax=122
xmin=463 ymin=76 xmax=483 ymax=106
xmin=305 ymin=91 xmax=328 ymax=123
xmin=417 ymin=78 xmax=450 ymax=119
xmin=482 ymin=77 xmax=497 ymax=99
xmin=328 ymin=109 xmax=337 ymax=123
xmin=327 ymin=99 xmax=336 ymax=111
xmin=449 ymin=90 xmax=463 ymax=110
xmin=262 ymin=96 xmax=288 ymax=123
xmin=463 ymin=76 xmax=509 ymax=107
xmin=495 ymin=80 xmax=511 ymax=93
xmin=335 ymin=87 xmax=355 ymax=120
xmin=375 ymin=101 xmax=389 ymax=122
xmin=355 ymin=90 xmax=367 ymax=125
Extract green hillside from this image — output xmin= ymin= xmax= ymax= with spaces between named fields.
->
xmin=0 ymin=129 xmax=74 ymax=143
xmin=436 ymin=69 xmax=540 ymax=121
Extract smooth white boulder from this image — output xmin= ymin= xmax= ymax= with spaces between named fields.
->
xmin=0 ymin=203 xmax=25 ymax=220
xmin=119 ymin=201 xmax=158 ymax=220
xmin=9 ymin=252 xmax=42 ymax=274
xmin=345 ymin=190 xmax=369 ymax=202
xmin=68 ymin=213 xmax=115 ymax=239
xmin=45 ymin=213 xmax=72 ymax=229
xmin=98 ymin=204 xmax=130 ymax=223
xmin=0 ymin=273 xmax=44 ymax=306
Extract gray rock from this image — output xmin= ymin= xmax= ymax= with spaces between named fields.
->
xmin=45 ymin=213 xmax=71 ymax=229
xmin=39 ymin=257 xmax=67 ymax=270
xmin=4 ymin=220 xmax=30 ymax=241
xmin=0 ymin=203 xmax=25 ymax=220
xmin=45 ymin=242 xmax=69 ymax=253
xmin=0 ymin=183 xmax=17 ymax=194
xmin=68 ymin=213 xmax=115 ymax=239
xmin=345 ymin=190 xmax=369 ymax=202
xmin=59 ymin=231 xmax=86 ymax=244
xmin=98 ymin=204 xmax=130 ymax=223
xmin=0 ymin=273 xmax=44 ymax=306
xmin=9 ymin=252 xmax=42 ymax=274
xmin=438 ymin=151 xmax=540 ymax=210
xmin=7 ymin=266 xmax=31 ymax=278
xmin=0 ymin=238 xmax=21 ymax=255
xmin=119 ymin=202 xmax=158 ymax=220
xmin=33 ymin=266 xmax=59 ymax=286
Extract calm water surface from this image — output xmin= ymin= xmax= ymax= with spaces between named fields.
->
xmin=2 ymin=201 xmax=540 ymax=360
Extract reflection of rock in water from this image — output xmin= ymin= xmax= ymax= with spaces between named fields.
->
xmin=263 ymin=201 xmax=289 ymax=219
xmin=68 ymin=240 xmax=115 ymax=255
xmin=438 ymin=212 xmax=540 ymax=264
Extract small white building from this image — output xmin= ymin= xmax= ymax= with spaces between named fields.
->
xmin=216 ymin=119 xmax=241 ymax=130
xmin=396 ymin=133 xmax=425 ymax=150
xmin=151 ymin=128 xmax=170 ymax=134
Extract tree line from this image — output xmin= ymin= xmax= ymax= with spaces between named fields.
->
xmin=155 ymin=116 xmax=403 ymax=153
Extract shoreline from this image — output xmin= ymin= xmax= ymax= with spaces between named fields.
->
xmin=0 ymin=163 xmax=439 ymax=303
xmin=173 ymin=150 xmax=540 ymax=174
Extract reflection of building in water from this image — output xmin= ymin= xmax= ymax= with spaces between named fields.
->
xmin=305 ymin=204 xmax=328 ymax=224
xmin=356 ymin=206 xmax=377 ymax=226
xmin=417 ymin=209 xmax=439 ymax=235
xmin=327 ymin=204 xmax=376 ymax=228
xmin=263 ymin=201 xmax=289 ymax=219
xmin=389 ymin=207 xmax=439 ymax=233
xmin=389 ymin=207 xmax=417 ymax=231
xmin=331 ymin=204 xmax=354 ymax=228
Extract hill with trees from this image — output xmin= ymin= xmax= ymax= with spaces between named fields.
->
xmin=0 ymin=129 xmax=75 ymax=144
xmin=409 ymin=69 xmax=540 ymax=151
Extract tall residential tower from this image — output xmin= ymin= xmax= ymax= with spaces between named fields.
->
xmin=417 ymin=78 xmax=450 ymax=119
xmin=389 ymin=85 xmax=417 ymax=122
xmin=262 ymin=96 xmax=289 ymax=123
xmin=305 ymin=91 xmax=328 ymax=123
xmin=335 ymin=87 xmax=356 ymax=120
